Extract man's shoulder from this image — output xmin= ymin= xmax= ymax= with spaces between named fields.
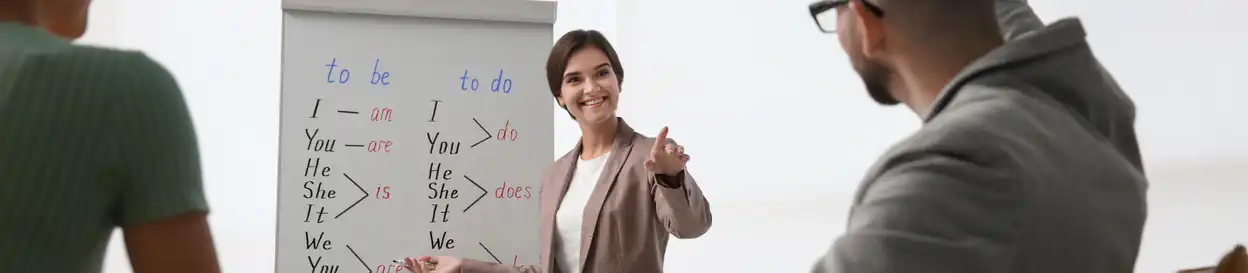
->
xmin=887 ymin=81 xmax=1125 ymax=175
xmin=934 ymin=83 xmax=1037 ymax=126
xmin=856 ymin=86 xmax=1042 ymax=207
xmin=884 ymin=84 xmax=1045 ymax=165
xmin=920 ymin=83 xmax=1053 ymax=141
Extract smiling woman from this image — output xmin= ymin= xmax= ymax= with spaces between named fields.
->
xmin=545 ymin=30 xmax=625 ymax=122
xmin=404 ymin=29 xmax=714 ymax=273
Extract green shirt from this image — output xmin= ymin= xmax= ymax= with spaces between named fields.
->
xmin=0 ymin=23 xmax=209 ymax=272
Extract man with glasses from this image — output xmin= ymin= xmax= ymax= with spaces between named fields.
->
xmin=807 ymin=0 xmax=1147 ymax=272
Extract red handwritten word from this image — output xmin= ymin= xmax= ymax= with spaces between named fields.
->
xmin=376 ymin=263 xmax=403 ymax=273
xmin=368 ymin=140 xmax=393 ymax=153
xmin=375 ymin=185 xmax=391 ymax=199
xmin=495 ymin=181 xmax=532 ymax=200
xmin=371 ymin=107 xmax=393 ymax=122
xmin=496 ymin=120 xmax=518 ymax=141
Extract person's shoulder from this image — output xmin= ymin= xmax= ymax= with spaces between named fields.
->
xmin=891 ymin=84 xmax=1033 ymax=163
xmin=94 ymin=47 xmax=178 ymax=90
xmin=44 ymin=45 xmax=178 ymax=92
xmin=929 ymin=82 xmax=1047 ymax=135
xmin=939 ymin=82 xmax=1031 ymax=118
xmin=541 ymin=149 xmax=576 ymax=184
xmin=31 ymin=44 xmax=146 ymax=67
xmin=540 ymin=159 xmax=560 ymax=181
xmin=895 ymin=82 xmax=1078 ymax=168
xmin=9 ymin=44 xmax=179 ymax=100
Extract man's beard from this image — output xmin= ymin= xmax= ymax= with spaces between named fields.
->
xmin=859 ymin=61 xmax=900 ymax=105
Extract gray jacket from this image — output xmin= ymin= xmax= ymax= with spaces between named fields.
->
xmin=811 ymin=6 xmax=1148 ymax=273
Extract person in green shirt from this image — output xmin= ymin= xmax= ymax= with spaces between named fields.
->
xmin=0 ymin=0 xmax=222 ymax=272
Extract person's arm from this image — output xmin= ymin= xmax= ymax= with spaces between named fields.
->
xmin=460 ymin=259 xmax=542 ymax=273
xmin=996 ymin=0 xmax=1046 ymax=40
xmin=815 ymin=148 xmax=1022 ymax=273
xmin=109 ymin=52 xmax=221 ymax=273
xmin=650 ymin=138 xmax=713 ymax=239
xmin=125 ymin=212 xmax=219 ymax=273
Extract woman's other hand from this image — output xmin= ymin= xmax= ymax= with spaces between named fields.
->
xmin=644 ymin=126 xmax=690 ymax=175
xmin=403 ymin=256 xmax=463 ymax=273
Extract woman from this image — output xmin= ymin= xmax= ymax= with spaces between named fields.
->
xmin=406 ymin=29 xmax=713 ymax=273
xmin=0 ymin=0 xmax=220 ymax=272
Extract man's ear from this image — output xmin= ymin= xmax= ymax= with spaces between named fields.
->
xmin=849 ymin=0 xmax=887 ymax=59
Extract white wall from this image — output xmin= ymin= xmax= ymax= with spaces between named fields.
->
xmin=79 ymin=0 xmax=1246 ymax=272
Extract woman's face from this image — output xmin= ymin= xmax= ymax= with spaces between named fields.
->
xmin=557 ymin=46 xmax=620 ymax=125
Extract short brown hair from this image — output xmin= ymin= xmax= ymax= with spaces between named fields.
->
xmin=545 ymin=29 xmax=624 ymax=119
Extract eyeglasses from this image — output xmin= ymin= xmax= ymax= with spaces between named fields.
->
xmin=808 ymin=0 xmax=885 ymax=33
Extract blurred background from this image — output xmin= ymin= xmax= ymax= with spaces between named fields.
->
xmin=78 ymin=0 xmax=1247 ymax=272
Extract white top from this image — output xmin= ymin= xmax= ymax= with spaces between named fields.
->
xmin=554 ymin=152 xmax=611 ymax=273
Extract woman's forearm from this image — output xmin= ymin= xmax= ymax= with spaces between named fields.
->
xmin=460 ymin=258 xmax=543 ymax=273
xmin=651 ymin=170 xmax=713 ymax=239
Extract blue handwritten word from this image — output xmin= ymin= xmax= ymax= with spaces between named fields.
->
xmin=491 ymin=69 xmax=512 ymax=94
xmin=460 ymin=70 xmax=480 ymax=91
xmin=459 ymin=69 xmax=512 ymax=94
xmin=371 ymin=59 xmax=391 ymax=86
xmin=325 ymin=58 xmax=349 ymax=84
xmin=325 ymin=58 xmax=392 ymax=87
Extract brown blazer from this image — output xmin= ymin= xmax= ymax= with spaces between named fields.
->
xmin=463 ymin=118 xmax=713 ymax=273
